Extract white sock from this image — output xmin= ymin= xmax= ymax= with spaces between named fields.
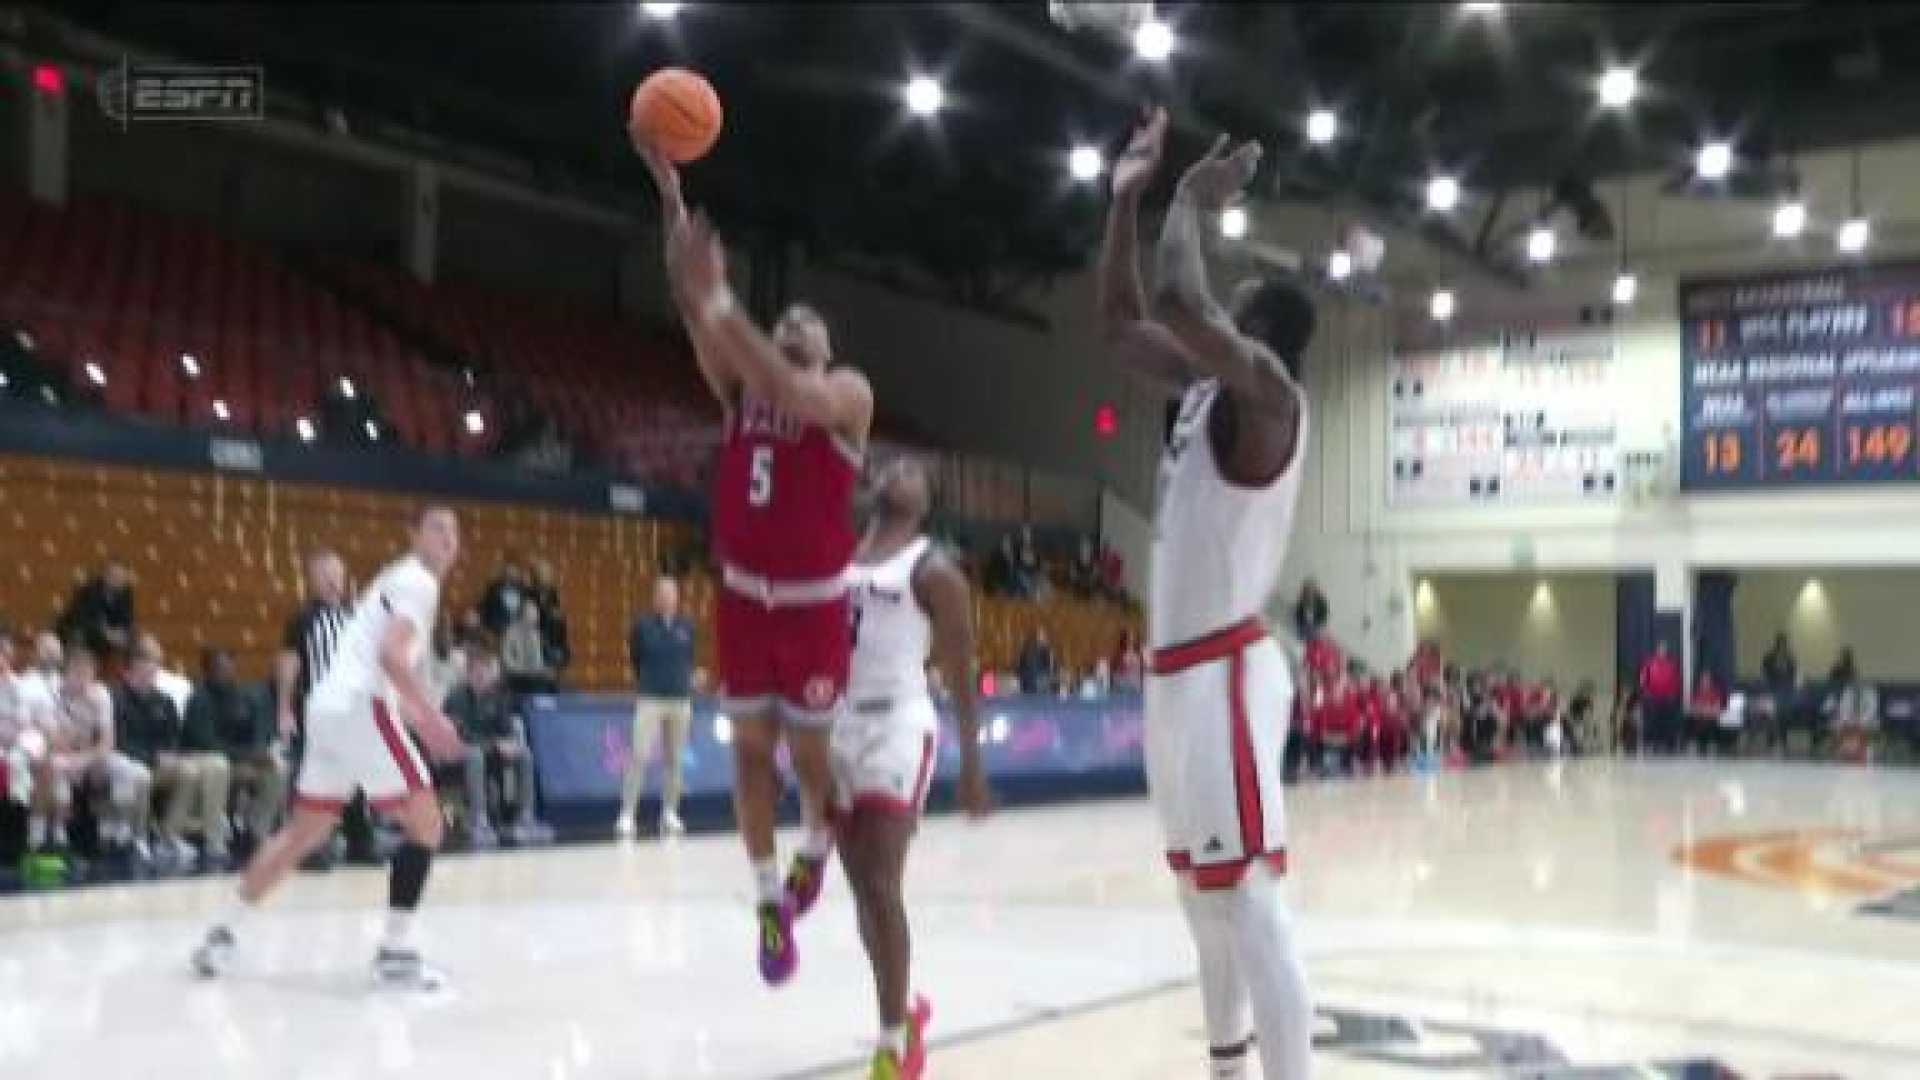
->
xmin=383 ymin=909 xmax=416 ymax=950
xmin=800 ymin=823 xmax=834 ymax=860
xmin=878 ymin=1024 xmax=907 ymax=1058
xmin=752 ymin=857 xmax=782 ymax=905
xmin=1223 ymin=868 xmax=1312 ymax=1080
xmin=218 ymin=893 xmax=258 ymax=934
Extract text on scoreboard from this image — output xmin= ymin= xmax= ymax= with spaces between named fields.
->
xmin=1682 ymin=265 xmax=1920 ymax=490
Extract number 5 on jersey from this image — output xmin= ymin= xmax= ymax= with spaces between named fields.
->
xmin=749 ymin=445 xmax=774 ymax=507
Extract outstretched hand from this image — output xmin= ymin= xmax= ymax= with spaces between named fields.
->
xmin=673 ymin=211 xmax=730 ymax=307
xmin=635 ymin=138 xmax=687 ymax=227
xmin=1177 ymin=132 xmax=1262 ymax=210
xmin=1112 ymin=105 xmax=1168 ymax=202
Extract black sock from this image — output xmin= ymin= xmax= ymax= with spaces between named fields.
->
xmin=389 ymin=842 xmax=433 ymax=911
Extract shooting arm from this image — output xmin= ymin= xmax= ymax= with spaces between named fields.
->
xmin=1099 ymin=189 xmax=1192 ymax=389
xmin=1151 ymin=191 xmax=1303 ymax=418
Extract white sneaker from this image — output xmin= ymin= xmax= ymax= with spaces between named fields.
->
xmin=191 ymin=926 xmax=236 ymax=978
xmin=373 ymin=946 xmax=447 ymax=993
xmin=614 ymin=815 xmax=636 ymax=840
xmin=658 ymin=811 xmax=686 ymax=837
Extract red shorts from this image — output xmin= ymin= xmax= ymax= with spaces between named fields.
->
xmin=715 ymin=588 xmax=851 ymax=725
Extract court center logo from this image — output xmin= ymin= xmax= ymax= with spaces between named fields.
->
xmin=97 ymin=61 xmax=265 ymax=130
xmin=1675 ymin=828 xmax=1920 ymax=919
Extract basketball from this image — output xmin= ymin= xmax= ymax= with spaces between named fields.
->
xmin=629 ymin=68 xmax=723 ymax=164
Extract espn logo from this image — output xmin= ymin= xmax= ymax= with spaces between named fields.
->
xmin=98 ymin=63 xmax=264 ymax=128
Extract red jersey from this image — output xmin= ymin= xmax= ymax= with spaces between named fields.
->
xmin=711 ymin=393 xmax=860 ymax=583
xmin=1304 ymin=636 xmax=1344 ymax=680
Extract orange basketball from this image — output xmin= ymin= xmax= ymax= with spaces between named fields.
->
xmin=629 ymin=68 xmax=723 ymax=164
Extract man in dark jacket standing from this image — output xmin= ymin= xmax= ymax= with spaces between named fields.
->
xmin=63 ymin=561 xmax=136 ymax=664
xmin=619 ymin=576 xmax=697 ymax=839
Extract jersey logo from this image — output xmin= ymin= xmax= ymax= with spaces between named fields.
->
xmin=803 ymin=676 xmax=838 ymax=711
xmin=380 ymin=593 xmax=393 ymax=614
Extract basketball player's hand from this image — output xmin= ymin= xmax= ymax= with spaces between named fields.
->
xmin=1176 ymin=133 xmax=1262 ymax=211
xmin=1112 ymin=105 xmax=1167 ymax=202
xmin=415 ymin=710 xmax=466 ymax=762
xmin=675 ymin=212 xmax=730 ymax=306
xmin=635 ymin=140 xmax=686 ymax=224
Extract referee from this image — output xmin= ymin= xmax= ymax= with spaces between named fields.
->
xmin=276 ymin=549 xmax=372 ymax=864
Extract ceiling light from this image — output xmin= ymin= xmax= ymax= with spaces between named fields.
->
xmin=1306 ymin=109 xmax=1338 ymax=145
xmin=0 ymin=373 xmax=10 ymax=389
xmin=639 ymin=2 xmax=682 ymax=17
xmin=1461 ymin=2 xmax=1502 ymax=14
xmin=1219 ymin=205 xmax=1247 ymax=239
xmin=1612 ymin=272 xmax=1638 ymax=307
xmin=1133 ymin=18 xmax=1173 ymax=61
xmin=1328 ymin=250 xmax=1353 ymax=281
xmin=1426 ymin=174 xmax=1460 ymax=211
xmin=1696 ymin=141 xmax=1732 ymax=180
xmin=1772 ymin=200 xmax=1806 ymax=238
xmin=212 ymin=399 xmax=230 ymax=421
xmin=464 ymin=409 xmax=486 ymax=435
xmin=1526 ymin=225 xmax=1556 ymax=262
xmin=364 ymin=419 xmax=380 ymax=441
xmin=1430 ymin=289 xmax=1455 ymax=322
xmin=1598 ymin=67 xmax=1637 ymax=109
xmin=1068 ymin=144 xmax=1103 ymax=181
xmin=296 ymin=416 xmax=317 ymax=443
xmin=85 ymin=361 xmax=105 ymax=386
xmin=904 ymin=76 xmax=943 ymax=116
xmin=179 ymin=353 xmax=200 ymax=378
xmin=1837 ymin=217 xmax=1870 ymax=253
xmin=337 ymin=376 xmax=356 ymax=400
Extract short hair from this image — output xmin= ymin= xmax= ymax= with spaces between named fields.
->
xmin=1234 ymin=277 xmax=1317 ymax=378
xmin=416 ymin=503 xmax=457 ymax=527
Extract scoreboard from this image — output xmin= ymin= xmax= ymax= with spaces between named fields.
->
xmin=1682 ymin=265 xmax=1920 ymax=490
xmin=1388 ymin=331 xmax=1619 ymax=507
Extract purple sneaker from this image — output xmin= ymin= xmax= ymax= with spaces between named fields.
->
xmin=784 ymin=852 xmax=830 ymax=918
xmin=757 ymin=901 xmax=797 ymax=986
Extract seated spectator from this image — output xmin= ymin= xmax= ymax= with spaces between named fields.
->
xmin=1829 ymin=658 xmax=1878 ymax=764
xmin=21 ymin=632 xmax=64 ymax=707
xmin=1 ymin=628 xmax=49 ymax=814
xmin=1522 ymin=678 xmax=1560 ymax=754
xmin=1410 ymin=639 xmax=1444 ymax=692
xmin=1016 ymin=525 xmax=1044 ymax=599
xmin=1098 ymin=544 xmax=1127 ymax=604
xmin=186 ymin=648 xmax=283 ymax=856
xmin=140 ymin=633 xmax=194 ymax=719
xmin=501 ymin=603 xmax=557 ymax=696
xmin=1565 ymin=680 xmax=1597 ymax=755
xmin=1311 ymin=664 xmax=1359 ymax=774
xmin=1016 ymin=628 xmax=1057 ymax=696
xmin=480 ymin=558 xmax=530 ymax=638
xmin=119 ymin=637 xmax=214 ymax=866
xmin=1291 ymin=579 xmax=1329 ymax=642
xmin=1687 ymin=671 xmax=1727 ymax=757
xmin=1378 ymin=672 xmax=1411 ymax=772
xmin=1461 ymin=672 xmax=1506 ymax=764
xmin=36 ymin=647 xmax=148 ymax=855
xmin=1068 ymin=538 xmax=1101 ymax=599
xmin=441 ymin=650 xmax=544 ymax=844
xmin=1352 ymin=667 xmax=1383 ymax=771
xmin=59 ymin=561 xmax=135 ymax=664
xmin=1077 ymin=659 xmax=1112 ymax=700
xmin=1111 ymin=630 xmax=1145 ymax=693
xmin=986 ymin=534 xmax=1019 ymax=598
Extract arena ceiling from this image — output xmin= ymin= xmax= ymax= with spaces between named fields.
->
xmin=37 ymin=2 xmax=1920 ymax=306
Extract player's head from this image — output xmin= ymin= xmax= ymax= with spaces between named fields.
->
xmin=873 ymin=457 xmax=932 ymax=526
xmin=652 ymin=576 xmax=680 ymax=617
xmin=306 ymin=549 xmax=346 ymax=602
xmin=774 ymin=304 xmax=832 ymax=371
xmin=413 ymin=505 xmax=461 ymax=576
xmin=1229 ymin=276 xmax=1316 ymax=379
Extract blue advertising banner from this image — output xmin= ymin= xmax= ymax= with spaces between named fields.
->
xmin=523 ymin=693 xmax=1147 ymax=820
xmin=1681 ymin=264 xmax=1920 ymax=490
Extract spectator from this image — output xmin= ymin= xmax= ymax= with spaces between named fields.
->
xmin=37 ymin=647 xmax=148 ymax=855
xmin=1829 ymin=655 xmax=1878 ymax=763
xmin=1311 ymin=664 xmax=1358 ymax=773
xmin=139 ymin=633 xmax=194 ymax=719
xmin=1016 ymin=628 xmax=1057 ymax=696
xmin=1828 ymin=647 xmax=1859 ymax=691
xmin=1068 ymin=538 xmax=1101 ymax=599
xmin=1 ymin=628 xmax=48 ymax=814
xmin=1291 ymin=579 xmax=1330 ymax=642
xmin=1566 ymin=680 xmax=1597 ymax=755
xmin=1017 ymin=525 xmax=1043 ymax=598
xmin=442 ymin=650 xmax=544 ymax=844
xmin=480 ymin=558 xmax=530 ymax=637
xmin=423 ymin=616 xmax=468 ymax=708
xmin=1379 ymin=672 xmax=1411 ymax=771
xmin=529 ymin=557 xmax=570 ymax=678
xmin=1687 ymin=670 xmax=1727 ymax=757
xmin=1111 ymin=629 xmax=1145 ymax=693
xmin=1761 ymin=632 xmax=1798 ymax=733
xmin=188 ymin=647 xmax=283 ymax=853
xmin=501 ymin=602 xmax=555 ymax=695
xmin=1078 ymin=659 xmax=1112 ymax=700
xmin=119 ymin=636 xmax=212 ymax=866
xmin=1461 ymin=672 xmax=1505 ymax=763
xmin=620 ymin=576 xmax=697 ymax=839
xmin=59 ymin=561 xmax=135 ymax=664
xmin=1098 ymin=544 xmax=1127 ymax=603
xmin=22 ymin=632 xmax=64 ymax=705
xmin=1638 ymin=641 xmax=1683 ymax=755
xmin=3 ymin=628 xmax=54 ymax=735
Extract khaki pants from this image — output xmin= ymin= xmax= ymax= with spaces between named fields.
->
xmin=621 ymin=696 xmax=691 ymax=822
xmin=229 ymin=751 xmax=288 ymax=838
xmin=155 ymin=753 xmax=231 ymax=853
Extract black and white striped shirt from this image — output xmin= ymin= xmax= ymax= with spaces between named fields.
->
xmin=283 ymin=599 xmax=351 ymax=708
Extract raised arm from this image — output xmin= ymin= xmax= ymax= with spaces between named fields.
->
xmin=638 ymin=142 xmax=738 ymax=406
xmin=1099 ymin=106 xmax=1193 ymax=390
xmin=675 ymin=213 xmax=873 ymax=444
xmin=916 ymin=548 xmax=992 ymax=818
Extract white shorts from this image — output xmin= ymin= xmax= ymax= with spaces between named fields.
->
xmin=294 ymin=696 xmax=432 ymax=812
xmin=1145 ymin=620 xmax=1292 ymax=890
xmin=832 ymin=695 xmax=938 ymax=819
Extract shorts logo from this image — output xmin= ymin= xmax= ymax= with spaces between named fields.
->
xmin=1204 ymin=836 xmax=1224 ymax=854
xmin=803 ymin=676 xmax=837 ymax=711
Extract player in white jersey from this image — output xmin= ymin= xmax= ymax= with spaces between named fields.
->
xmin=837 ymin=458 xmax=991 ymax=1080
xmin=1099 ymin=107 xmax=1317 ymax=1080
xmin=191 ymin=506 xmax=467 ymax=991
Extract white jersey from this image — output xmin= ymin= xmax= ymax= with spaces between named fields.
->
xmin=308 ymin=554 xmax=440 ymax=715
xmin=1149 ymin=379 xmax=1308 ymax=648
xmin=848 ymin=535 xmax=933 ymax=706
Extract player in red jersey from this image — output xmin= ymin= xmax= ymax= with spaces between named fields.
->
xmin=643 ymin=146 xmax=872 ymax=985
